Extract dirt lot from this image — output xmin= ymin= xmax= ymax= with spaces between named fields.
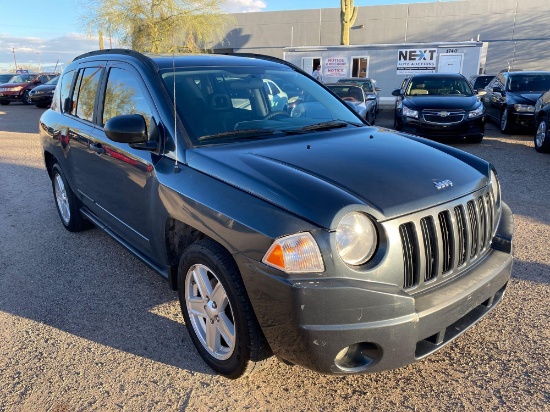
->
xmin=0 ymin=103 xmax=549 ymax=411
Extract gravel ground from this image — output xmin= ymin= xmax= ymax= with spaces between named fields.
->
xmin=0 ymin=103 xmax=549 ymax=411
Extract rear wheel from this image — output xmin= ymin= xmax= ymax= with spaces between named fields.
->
xmin=178 ymin=239 xmax=272 ymax=378
xmin=534 ymin=117 xmax=550 ymax=153
xmin=51 ymin=164 xmax=91 ymax=232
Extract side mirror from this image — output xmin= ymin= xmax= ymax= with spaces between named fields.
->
xmin=104 ymin=114 xmax=148 ymax=144
xmin=375 ymin=87 xmax=381 ymax=92
xmin=391 ymin=89 xmax=402 ymax=97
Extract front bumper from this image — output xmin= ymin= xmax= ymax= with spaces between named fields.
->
xmin=508 ymin=110 xmax=535 ymax=130
xmin=237 ymin=202 xmax=513 ymax=375
xmin=29 ymin=94 xmax=53 ymax=105
xmin=0 ymin=91 xmax=24 ymax=102
xmin=399 ymin=114 xmax=484 ymax=139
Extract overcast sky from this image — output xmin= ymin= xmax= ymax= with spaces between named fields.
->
xmin=0 ymin=0 xmax=455 ymax=72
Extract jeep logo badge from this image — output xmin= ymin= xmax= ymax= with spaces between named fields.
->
xmin=433 ymin=179 xmax=453 ymax=190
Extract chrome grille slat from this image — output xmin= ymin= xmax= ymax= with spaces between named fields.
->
xmin=422 ymin=109 xmax=465 ymax=125
xmin=398 ymin=188 xmax=498 ymax=291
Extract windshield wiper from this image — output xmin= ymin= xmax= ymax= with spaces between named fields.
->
xmin=198 ymin=129 xmax=278 ymax=141
xmin=285 ymin=120 xmax=364 ymax=134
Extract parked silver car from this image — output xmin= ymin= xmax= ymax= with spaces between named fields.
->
xmin=327 ymin=83 xmax=376 ymax=124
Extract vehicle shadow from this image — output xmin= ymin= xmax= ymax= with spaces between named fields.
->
xmin=0 ymin=160 xmax=215 ymax=376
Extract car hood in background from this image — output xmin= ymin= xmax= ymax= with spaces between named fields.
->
xmin=186 ymin=127 xmax=490 ymax=228
xmin=30 ymin=85 xmax=56 ymax=93
xmin=506 ymin=92 xmax=545 ymax=105
xmin=403 ymin=95 xmax=479 ymax=111
xmin=0 ymin=82 xmax=28 ymax=89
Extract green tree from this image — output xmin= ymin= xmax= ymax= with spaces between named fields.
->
xmin=340 ymin=0 xmax=358 ymax=46
xmin=80 ymin=0 xmax=233 ymax=53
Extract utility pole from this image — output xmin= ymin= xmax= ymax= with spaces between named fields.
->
xmin=36 ymin=52 xmax=41 ymax=71
xmin=12 ymin=48 xmax=18 ymax=71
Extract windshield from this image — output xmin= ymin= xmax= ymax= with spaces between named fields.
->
xmin=406 ymin=76 xmax=473 ymax=96
xmin=160 ymin=66 xmax=363 ymax=145
xmin=8 ymin=74 xmax=34 ymax=83
xmin=46 ymin=76 xmax=59 ymax=85
xmin=327 ymin=85 xmax=364 ymax=102
xmin=507 ymin=74 xmax=550 ymax=92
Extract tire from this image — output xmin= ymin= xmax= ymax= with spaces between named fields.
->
xmin=0 ymin=101 xmax=9 ymax=105
xmin=51 ymin=164 xmax=91 ymax=232
xmin=534 ymin=117 xmax=550 ymax=153
xmin=393 ymin=116 xmax=402 ymax=131
xmin=177 ymin=239 xmax=272 ymax=378
xmin=466 ymin=134 xmax=483 ymax=143
xmin=22 ymin=90 xmax=32 ymax=105
xmin=500 ymin=109 xmax=512 ymax=134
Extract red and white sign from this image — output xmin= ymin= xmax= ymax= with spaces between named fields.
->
xmin=324 ymin=57 xmax=348 ymax=77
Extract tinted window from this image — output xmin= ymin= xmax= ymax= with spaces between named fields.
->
xmin=57 ymin=70 xmax=75 ymax=113
xmin=406 ymin=76 xmax=473 ymax=96
xmin=507 ymin=74 xmax=550 ymax=92
xmin=102 ymin=67 xmax=153 ymax=132
xmin=72 ymin=67 xmax=102 ymax=122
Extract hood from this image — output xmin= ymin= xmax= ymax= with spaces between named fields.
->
xmin=404 ymin=95 xmax=479 ymax=111
xmin=186 ymin=127 xmax=490 ymax=229
xmin=506 ymin=92 xmax=543 ymax=105
xmin=0 ymin=82 xmax=27 ymax=89
xmin=30 ymin=84 xmax=56 ymax=93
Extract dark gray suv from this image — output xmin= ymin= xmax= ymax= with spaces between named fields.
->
xmin=40 ymin=49 xmax=514 ymax=378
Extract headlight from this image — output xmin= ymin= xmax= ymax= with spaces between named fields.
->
xmin=489 ymin=168 xmax=502 ymax=235
xmin=468 ymin=105 xmax=484 ymax=118
xmin=513 ymin=104 xmax=535 ymax=113
xmin=403 ymin=106 xmax=418 ymax=119
xmin=262 ymin=232 xmax=324 ymax=273
xmin=2 ymin=86 xmax=22 ymax=92
xmin=335 ymin=212 xmax=378 ymax=265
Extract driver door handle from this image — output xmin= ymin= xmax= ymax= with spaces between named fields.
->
xmin=89 ymin=142 xmax=105 ymax=155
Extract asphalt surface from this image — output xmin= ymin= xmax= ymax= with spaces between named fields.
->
xmin=0 ymin=103 xmax=549 ymax=411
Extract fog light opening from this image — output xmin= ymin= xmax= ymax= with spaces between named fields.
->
xmin=334 ymin=342 xmax=381 ymax=372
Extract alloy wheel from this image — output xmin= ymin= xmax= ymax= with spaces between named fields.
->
xmin=185 ymin=263 xmax=235 ymax=360
xmin=535 ymin=119 xmax=547 ymax=149
xmin=54 ymin=173 xmax=71 ymax=224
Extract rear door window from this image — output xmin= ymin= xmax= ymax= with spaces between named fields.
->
xmin=71 ymin=67 xmax=103 ymax=122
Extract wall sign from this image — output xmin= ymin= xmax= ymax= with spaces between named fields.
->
xmin=397 ymin=49 xmax=437 ymax=74
xmin=324 ymin=57 xmax=349 ymax=78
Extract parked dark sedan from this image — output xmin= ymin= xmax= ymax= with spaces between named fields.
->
xmin=327 ymin=83 xmax=376 ymax=124
xmin=40 ymin=49 xmax=512 ymax=379
xmin=482 ymin=71 xmax=550 ymax=134
xmin=392 ymin=73 xmax=485 ymax=143
xmin=533 ymin=89 xmax=550 ymax=153
xmin=0 ymin=72 xmax=58 ymax=105
xmin=29 ymin=76 xmax=59 ymax=108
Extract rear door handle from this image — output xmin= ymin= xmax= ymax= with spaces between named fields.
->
xmin=89 ymin=142 xmax=105 ymax=155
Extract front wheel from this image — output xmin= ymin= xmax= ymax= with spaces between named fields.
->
xmin=466 ymin=134 xmax=483 ymax=143
xmin=534 ymin=117 xmax=550 ymax=153
xmin=500 ymin=109 xmax=512 ymax=134
xmin=22 ymin=90 xmax=32 ymax=105
xmin=51 ymin=164 xmax=91 ymax=232
xmin=178 ymin=239 xmax=271 ymax=378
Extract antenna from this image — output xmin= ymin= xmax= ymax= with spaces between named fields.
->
xmin=172 ymin=30 xmax=181 ymax=173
